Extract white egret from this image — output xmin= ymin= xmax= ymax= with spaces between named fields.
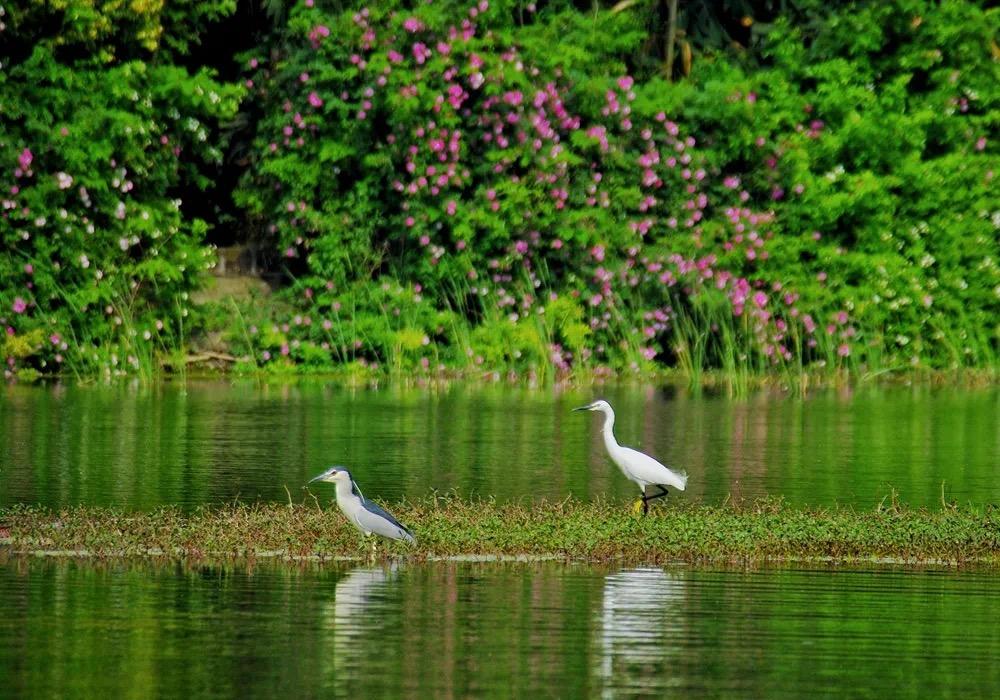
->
xmin=308 ymin=467 xmax=415 ymax=554
xmin=574 ymin=400 xmax=688 ymax=514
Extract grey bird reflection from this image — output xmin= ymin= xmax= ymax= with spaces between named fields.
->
xmin=327 ymin=564 xmax=400 ymax=686
xmin=596 ymin=567 xmax=687 ymax=698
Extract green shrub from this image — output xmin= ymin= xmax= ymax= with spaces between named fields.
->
xmin=0 ymin=0 xmax=242 ymax=378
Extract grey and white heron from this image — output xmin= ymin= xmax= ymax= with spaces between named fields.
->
xmin=308 ymin=467 xmax=415 ymax=552
xmin=574 ymin=400 xmax=688 ymax=514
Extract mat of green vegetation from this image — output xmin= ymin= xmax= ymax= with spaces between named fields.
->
xmin=2 ymin=498 xmax=999 ymax=566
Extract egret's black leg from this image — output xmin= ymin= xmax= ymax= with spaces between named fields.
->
xmin=642 ymin=496 xmax=649 ymax=516
xmin=645 ymin=486 xmax=670 ymax=502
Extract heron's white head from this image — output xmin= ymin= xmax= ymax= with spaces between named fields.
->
xmin=308 ymin=466 xmax=353 ymax=485
xmin=572 ymin=399 xmax=613 ymax=414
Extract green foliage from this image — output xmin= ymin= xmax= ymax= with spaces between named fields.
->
xmin=1 ymin=0 xmax=242 ymax=378
xmin=231 ymin=0 xmax=997 ymax=380
xmin=2 ymin=0 xmax=997 ymax=381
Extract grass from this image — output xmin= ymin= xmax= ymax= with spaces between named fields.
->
xmin=3 ymin=496 xmax=999 ymax=567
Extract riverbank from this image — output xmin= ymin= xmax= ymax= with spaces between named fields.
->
xmin=3 ymin=498 xmax=998 ymax=566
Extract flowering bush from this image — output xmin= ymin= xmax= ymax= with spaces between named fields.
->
xmin=3 ymin=0 xmax=997 ymax=381
xmin=0 ymin=0 xmax=242 ymax=378
xmin=233 ymin=0 xmax=997 ymax=378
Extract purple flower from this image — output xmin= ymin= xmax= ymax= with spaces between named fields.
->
xmin=12 ymin=297 xmax=27 ymax=314
xmin=17 ymin=149 xmax=32 ymax=171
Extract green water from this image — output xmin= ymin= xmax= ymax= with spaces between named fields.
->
xmin=3 ymin=382 xmax=999 ymax=697
xmin=1 ymin=560 xmax=999 ymax=698
xmin=1 ymin=382 xmax=998 ymax=509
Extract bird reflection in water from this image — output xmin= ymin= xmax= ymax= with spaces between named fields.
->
xmin=596 ymin=567 xmax=687 ymax=697
xmin=325 ymin=565 xmax=399 ymax=690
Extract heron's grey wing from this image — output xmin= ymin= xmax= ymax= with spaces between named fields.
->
xmin=356 ymin=500 xmax=415 ymax=542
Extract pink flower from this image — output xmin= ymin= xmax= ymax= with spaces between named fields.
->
xmin=403 ymin=17 xmax=423 ymax=32
xmin=514 ymin=240 xmax=528 ymax=254
xmin=12 ymin=297 xmax=27 ymax=314
xmin=617 ymin=76 xmax=633 ymax=91
xmin=752 ymin=292 xmax=768 ymax=308
xmin=17 ymin=149 xmax=32 ymax=171
xmin=412 ymin=42 xmax=430 ymax=64
xmin=835 ymin=311 xmax=848 ymax=324
xmin=308 ymin=91 xmax=323 ymax=108
xmin=590 ymin=244 xmax=605 ymax=262
xmin=837 ymin=344 xmax=850 ymax=357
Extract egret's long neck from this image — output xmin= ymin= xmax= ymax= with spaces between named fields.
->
xmin=600 ymin=408 xmax=619 ymax=452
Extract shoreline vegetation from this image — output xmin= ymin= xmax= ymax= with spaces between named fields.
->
xmin=3 ymin=1 xmax=997 ymax=384
xmin=12 ymin=363 xmax=999 ymax=396
xmin=3 ymin=497 xmax=999 ymax=567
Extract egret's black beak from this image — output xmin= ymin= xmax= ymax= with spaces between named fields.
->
xmin=572 ymin=404 xmax=592 ymax=412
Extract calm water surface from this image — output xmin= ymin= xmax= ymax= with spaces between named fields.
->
xmin=1 ymin=382 xmax=998 ymax=509
xmin=3 ymin=383 xmax=1000 ymax=697
xmin=1 ymin=559 xmax=998 ymax=698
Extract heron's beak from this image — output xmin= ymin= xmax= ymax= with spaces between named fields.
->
xmin=308 ymin=469 xmax=335 ymax=484
xmin=572 ymin=404 xmax=592 ymax=412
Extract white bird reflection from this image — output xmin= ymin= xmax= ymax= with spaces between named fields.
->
xmin=324 ymin=565 xmax=399 ymax=690
xmin=595 ymin=567 xmax=687 ymax=698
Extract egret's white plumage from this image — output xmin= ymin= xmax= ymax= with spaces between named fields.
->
xmin=309 ymin=467 xmax=415 ymax=543
xmin=575 ymin=400 xmax=687 ymax=511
